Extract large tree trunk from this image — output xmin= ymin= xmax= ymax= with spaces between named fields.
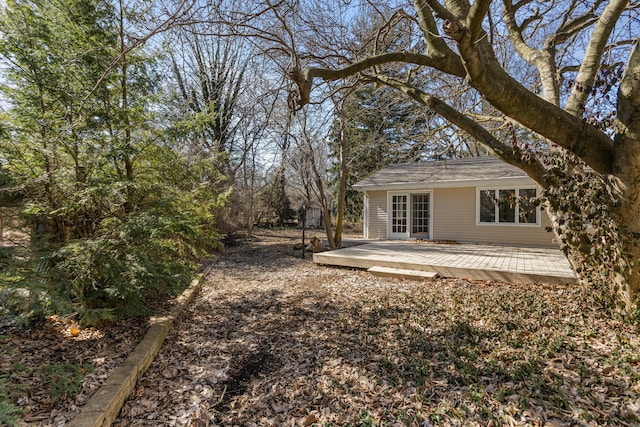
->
xmin=316 ymin=176 xmax=337 ymax=250
xmin=283 ymin=0 xmax=640 ymax=314
xmin=613 ymin=41 xmax=640 ymax=308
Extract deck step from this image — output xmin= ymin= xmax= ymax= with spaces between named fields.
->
xmin=368 ymin=266 xmax=438 ymax=281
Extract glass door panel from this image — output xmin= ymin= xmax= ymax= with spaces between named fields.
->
xmin=391 ymin=195 xmax=407 ymax=237
xmin=410 ymin=194 xmax=430 ymax=238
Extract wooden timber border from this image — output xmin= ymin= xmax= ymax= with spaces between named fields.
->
xmin=67 ymin=262 xmax=216 ymax=427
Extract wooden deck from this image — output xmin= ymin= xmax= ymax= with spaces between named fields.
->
xmin=313 ymin=241 xmax=577 ymax=284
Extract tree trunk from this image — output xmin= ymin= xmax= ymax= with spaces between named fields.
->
xmin=315 ymin=176 xmax=337 ymax=250
xmin=614 ymin=193 xmax=640 ymax=309
xmin=332 ymin=110 xmax=349 ymax=249
xmin=120 ymin=0 xmax=135 ymax=214
xmin=613 ymin=41 xmax=640 ymax=308
xmin=305 ymin=125 xmax=337 ymax=250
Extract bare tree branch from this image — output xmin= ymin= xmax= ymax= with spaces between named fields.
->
xmin=502 ymin=0 xmax=538 ymax=64
xmin=289 ymin=51 xmax=465 ymax=108
xmin=547 ymin=1 xmax=603 ymax=47
xmin=368 ymin=74 xmax=549 ymax=187
xmin=565 ymin=0 xmax=631 ymax=116
xmin=424 ymin=0 xmax=458 ymax=21
xmin=412 ymin=0 xmax=454 ymax=57
xmin=466 ymin=0 xmax=492 ymax=41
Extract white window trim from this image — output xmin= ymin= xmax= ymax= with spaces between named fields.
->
xmin=363 ymin=193 xmax=369 ymax=240
xmin=475 ymin=186 xmax=541 ymax=227
xmin=387 ymin=190 xmax=434 ymax=239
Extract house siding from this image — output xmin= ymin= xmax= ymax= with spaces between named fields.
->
xmin=365 ymin=190 xmax=388 ymax=239
xmin=432 ymin=187 xmax=556 ymax=248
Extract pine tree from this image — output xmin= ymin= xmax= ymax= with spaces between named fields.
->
xmin=0 ymin=0 xmax=225 ymax=324
xmin=328 ymin=85 xmax=430 ymax=221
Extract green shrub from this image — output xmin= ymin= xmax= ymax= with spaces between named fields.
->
xmin=0 ymin=401 xmax=21 ymax=427
xmin=52 ymin=209 xmax=216 ymax=323
xmin=1 ymin=182 xmax=224 ymax=325
xmin=38 ymin=363 xmax=94 ymax=401
xmin=0 ymin=378 xmax=21 ymax=427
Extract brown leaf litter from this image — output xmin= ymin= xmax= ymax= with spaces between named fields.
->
xmin=4 ymin=230 xmax=640 ymax=426
xmin=113 ymin=230 xmax=640 ymax=426
xmin=1 ymin=314 xmax=147 ymax=426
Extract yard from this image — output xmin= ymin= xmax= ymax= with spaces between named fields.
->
xmin=115 ymin=231 xmax=640 ymax=426
xmin=2 ymin=230 xmax=640 ymax=426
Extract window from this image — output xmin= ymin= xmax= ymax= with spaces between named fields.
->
xmin=478 ymin=188 xmax=538 ymax=225
xmin=518 ymin=188 xmax=537 ymax=223
xmin=479 ymin=190 xmax=496 ymax=223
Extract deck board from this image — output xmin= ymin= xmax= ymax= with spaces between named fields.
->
xmin=368 ymin=266 xmax=438 ymax=280
xmin=313 ymin=241 xmax=577 ymax=285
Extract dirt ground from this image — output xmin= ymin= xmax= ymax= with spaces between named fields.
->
xmin=112 ymin=230 xmax=639 ymax=426
xmin=3 ymin=229 xmax=640 ymax=426
xmin=0 ymin=313 xmax=147 ymax=425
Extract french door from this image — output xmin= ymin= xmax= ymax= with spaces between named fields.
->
xmin=389 ymin=193 xmax=431 ymax=239
xmin=410 ymin=193 xmax=430 ymax=239
xmin=390 ymin=194 xmax=408 ymax=238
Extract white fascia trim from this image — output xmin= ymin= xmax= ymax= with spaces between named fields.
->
xmin=354 ymin=177 xmax=537 ymax=191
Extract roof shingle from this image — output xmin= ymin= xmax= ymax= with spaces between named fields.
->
xmin=353 ymin=156 xmax=529 ymax=189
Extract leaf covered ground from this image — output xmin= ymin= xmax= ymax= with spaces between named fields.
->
xmin=111 ymin=230 xmax=640 ymax=426
xmin=0 ymin=314 xmax=147 ymax=425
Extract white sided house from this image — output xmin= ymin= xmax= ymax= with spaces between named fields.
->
xmin=353 ymin=156 xmax=557 ymax=248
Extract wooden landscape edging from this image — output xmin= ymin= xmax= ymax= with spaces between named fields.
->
xmin=67 ymin=261 xmax=216 ymax=427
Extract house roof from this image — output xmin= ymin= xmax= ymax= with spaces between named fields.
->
xmin=353 ymin=156 xmax=533 ymax=191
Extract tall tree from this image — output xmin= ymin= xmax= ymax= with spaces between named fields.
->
xmin=205 ymin=0 xmax=640 ymax=314
xmin=266 ymin=0 xmax=640 ymax=315
xmin=261 ymin=168 xmax=293 ymax=227
xmin=167 ymin=30 xmax=247 ymax=176
xmin=0 ymin=0 xmax=224 ymax=323
xmin=0 ymin=0 xmax=119 ymax=241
